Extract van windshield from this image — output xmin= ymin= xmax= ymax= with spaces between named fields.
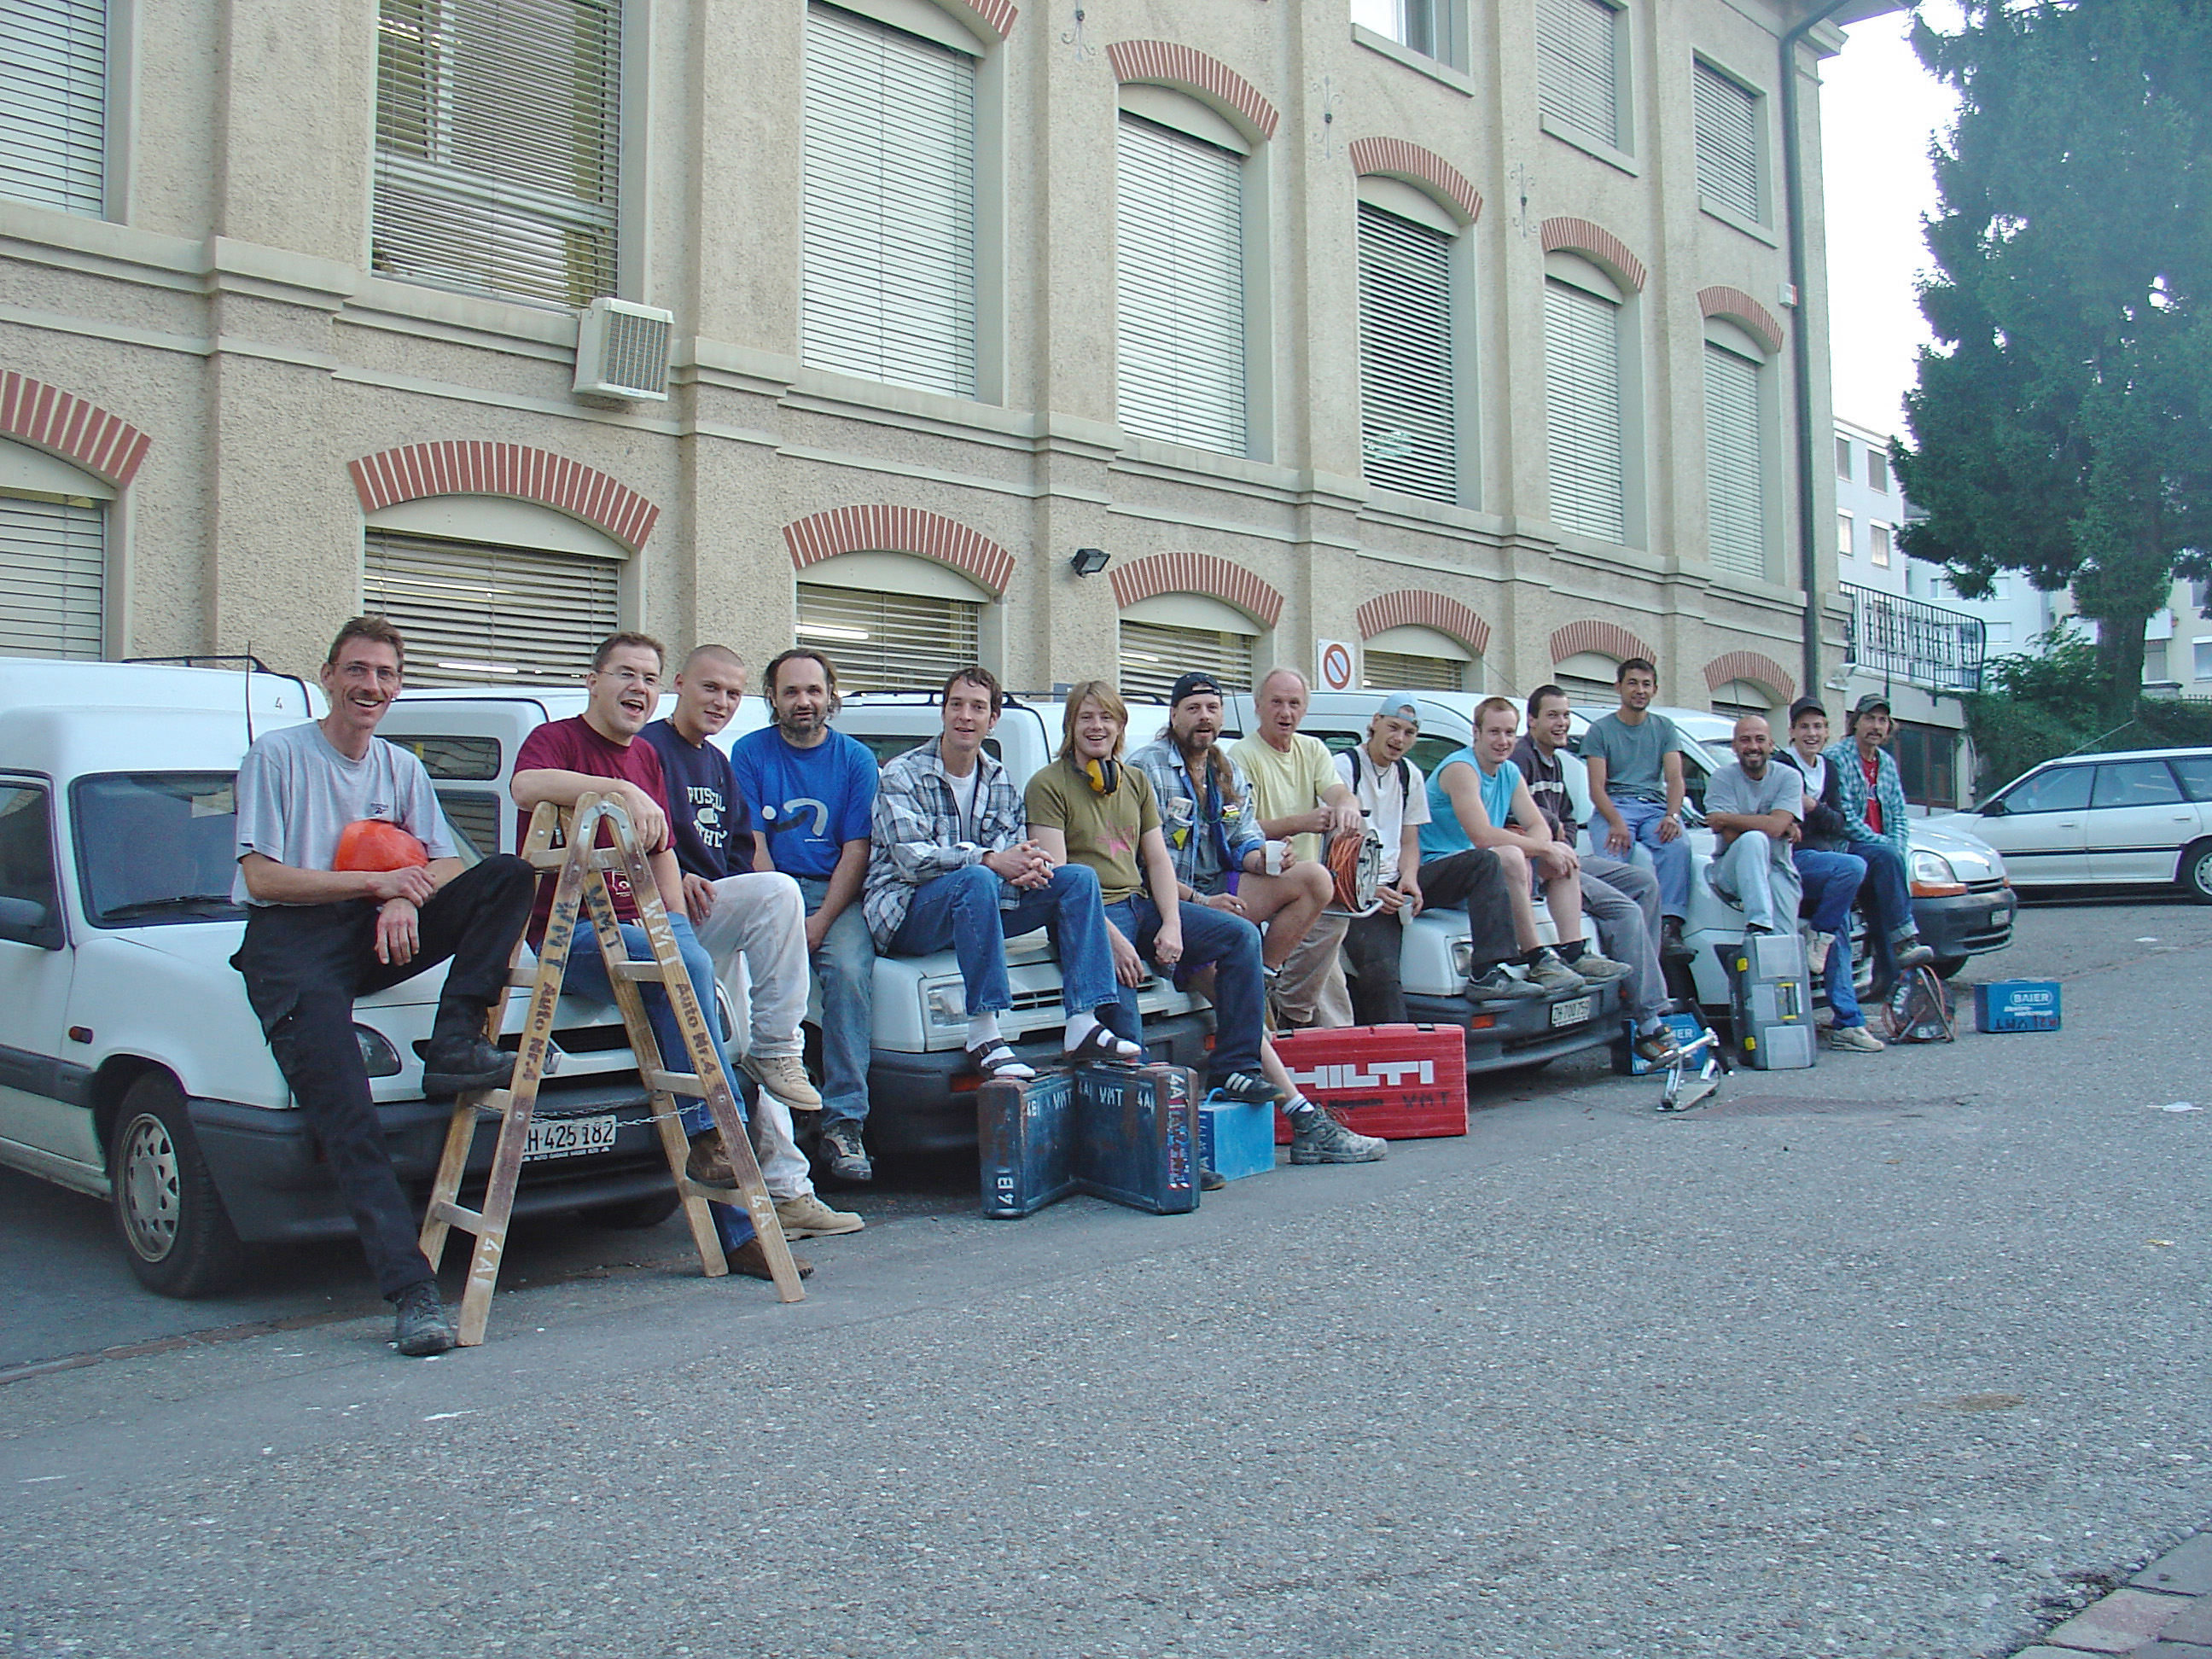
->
xmin=72 ymin=772 xmax=246 ymax=927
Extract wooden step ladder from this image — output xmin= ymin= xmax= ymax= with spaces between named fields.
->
xmin=418 ymin=793 xmax=806 ymax=1345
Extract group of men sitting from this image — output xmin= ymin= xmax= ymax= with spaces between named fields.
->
xmin=232 ymin=617 xmax=1937 ymax=1360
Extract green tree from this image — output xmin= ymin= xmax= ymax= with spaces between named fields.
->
xmin=1895 ymin=0 xmax=2212 ymax=723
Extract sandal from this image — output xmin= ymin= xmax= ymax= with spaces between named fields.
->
xmin=1063 ymin=1021 xmax=1144 ymax=1065
xmin=967 ymin=1040 xmax=1036 ymax=1081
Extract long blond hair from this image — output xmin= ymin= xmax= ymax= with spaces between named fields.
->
xmin=1057 ymin=680 xmax=1128 ymax=763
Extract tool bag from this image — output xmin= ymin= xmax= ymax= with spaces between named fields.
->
xmin=1883 ymin=965 xmax=1957 ymax=1044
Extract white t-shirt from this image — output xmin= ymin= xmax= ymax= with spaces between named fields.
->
xmin=232 ymin=721 xmax=454 ymax=905
xmin=1334 ymin=745 xmax=1430 ymax=885
xmin=1794 ymin=752 xmax=1829 ymax=811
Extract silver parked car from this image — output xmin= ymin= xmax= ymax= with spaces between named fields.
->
xmin=1927 ymin=747 xmax=2212 ymax=902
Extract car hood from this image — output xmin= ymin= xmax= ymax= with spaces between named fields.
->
xmin=117 ymin=917 xmax=450 ymax=1004
xmin=1913 ymin=816 xmax=2008 ymax=882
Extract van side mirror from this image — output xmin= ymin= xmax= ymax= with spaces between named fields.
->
xmin=1980 ymin=799 xmax=2008 ymax=818
xmin=0 ymin=895 xmax=62 ymax=950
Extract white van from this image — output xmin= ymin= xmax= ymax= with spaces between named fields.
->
xmin=0 ymin=661 xmax=686 ymax=1300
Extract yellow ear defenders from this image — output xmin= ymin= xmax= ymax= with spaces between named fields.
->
xmin=1082 ymin=755 xmax=1121 ymax=795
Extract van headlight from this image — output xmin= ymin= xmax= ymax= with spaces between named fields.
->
xmin=354 ymin=1024 xmax=403 ymax=1079
xmin=924 ymin=981 xmax=969 ymax=1030
xmin=1450 ymin=939 xmax=1474 ymax=978
xmin=1909 ymin=849 xmax=1965 ymax=896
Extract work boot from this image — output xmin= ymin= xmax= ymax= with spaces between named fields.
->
xmin=742 ymin=1051 xmax=822 ymax=1111
xmin=421 ymin=1001 xmax=513 ymax=1100
xmin=685 ymin=1129 xmax=739 ymax=1189
xmin=1523 ymin=948 xmax=1587 ymax=994
xmin=820 ymin=1122 xmax=873 ymax=1185
xmin=773 ymin=1191 xmax=864 ymax=1237
xmin=727 ymin=1237 xmax=813 ymax=1281
xmin=1893 ymin=933 xmax=1936 ymax=970
xmin=1565 ymin=947 xmax=1631 ymax=981
xmin=391 ymin=1282 xmax=456 ymax=1357
xmin=1661 ymin=918 xmax=1689 ymax=958
xmin=1286 ymin=1103 xmax=1387 ymax=1165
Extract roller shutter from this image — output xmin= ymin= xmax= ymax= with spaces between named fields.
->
xmin=1537 ymin=0 xmax=1618 ymax=149
xmin=0 ymin=493 xmax=102 ymax=658
xmin=1 ymin=0 xmax=104 ymax=214
xmin=795 ymin=581 xmax=981 ymax=694
xmin=1115 ymin=114 xmax=1246 ymax=456
xmin=1693 ymin=62 xmax=1760 ymax=222
xmin=1703 ymin=342 xmax=1766 ymax=579
xmin=1543 ymin=278 xmax=1626 ymax=543
xmin=1358 ymin=203 xmax=1457 ymax=504
xmin=1118 ymin=621 xmax=1253 ymax=707
xmin=371 ymin=0 xmax=622 ymax=309
xmin=801 ymin=3 xmax=978 ymax=397
xmin=1362 ymin=649 xmax=1462 ymax=693
xmin=362 ymin=530 xmax=620 ymax=685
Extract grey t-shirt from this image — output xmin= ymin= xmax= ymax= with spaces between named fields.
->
xmin=1706 ymin=760 xmax=1799 ymax=869
xmin=232 ymin=721 xmax=455 ymax=905
xmin=1582 ymin=711 xmax=1680 ymax=804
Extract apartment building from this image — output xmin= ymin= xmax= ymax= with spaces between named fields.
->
xmin=2 ymin=0 xmax=1877 ymax=713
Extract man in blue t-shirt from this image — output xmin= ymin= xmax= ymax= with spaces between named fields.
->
xmin=729 ymin=649 xmax=881 ymax=1181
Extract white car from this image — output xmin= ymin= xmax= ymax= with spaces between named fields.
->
xmin=1928 ymin=747 xmax=2212 ymax=902
xmin=0 ymin=661 xmax=688 ymax=1300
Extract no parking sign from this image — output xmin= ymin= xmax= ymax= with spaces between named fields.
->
xmin=1318 ymin=639 xmax=1356 ymax=692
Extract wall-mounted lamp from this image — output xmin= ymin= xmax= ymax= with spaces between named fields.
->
xmin=1069 ymin=547 xmax=1111 ymax=577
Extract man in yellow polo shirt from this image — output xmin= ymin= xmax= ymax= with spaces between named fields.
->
xmin=1229 ymin=667 xmax=1358 ymax=1029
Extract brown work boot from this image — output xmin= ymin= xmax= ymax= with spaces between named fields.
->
xmin=727 ymin=1237 xmax=813 ymax=1280
xmin=684 ymin=1129 xmax=738 ymax=1190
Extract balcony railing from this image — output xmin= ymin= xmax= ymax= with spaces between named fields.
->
xmin=1842 ymin=583 xmax=1986 ymax=695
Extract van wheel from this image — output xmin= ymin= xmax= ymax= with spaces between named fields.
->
xmin=2179 ymin=841 xmax=2212 ymax=905
xmin=110 ymin=1073 xmax=246 ymax=1298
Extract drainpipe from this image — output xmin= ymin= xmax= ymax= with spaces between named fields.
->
xmin=1779 ymin=1 xmax=1860 ymax=701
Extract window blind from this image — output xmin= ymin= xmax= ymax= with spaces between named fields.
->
xmin=372 ymin=0 xmax=622 ymax=309
xmin=0 ymin=0 xmax=105 ymax=214
xmin=795 ymin=581 xmax=981 ymax=693
xmin=362 ymin=529 xmax=620 ymax=685
xmin=1115 ymin=114 xmax=1247 ymax=456
xmin=1358 ymin=202 xmax=1457 ymax=504
xmin=1703 ymin=342 xmax=1765 ymax=579
xmin=0 ymin=493 xmax=102 ymax=658
xmin=1543 ymin=278 xmax=1627 ymax=543
xmin=1536 ymin=0 xmax=1618 ymax=148
xmin=1362 ymin=649 xmax=1462 ymax=694
xmin=1118 ymin=620 xmax=1253 ymax=706
xmin=801 ymin=3 xmax=979 ymax=398
xmin=1693 ymin=62 xmax=1759 ymax=222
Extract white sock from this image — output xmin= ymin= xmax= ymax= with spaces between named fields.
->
xmin=1062 ymin=1010 xmax=1098 ymax=1051
xmin=1284 ymin=1094 xmax=1316 ymax=1117
xmin=966 ymin=1012 xmax=1002 ymax=1050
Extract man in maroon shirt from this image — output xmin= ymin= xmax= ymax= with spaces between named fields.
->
xmin=510 ymin=632 xmax=809 ymax=1281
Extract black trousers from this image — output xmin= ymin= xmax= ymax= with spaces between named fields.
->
xmin=1345 ymin=849 xmax=1518 ymax=1025
xmin=232 ymin=856 xmax=535 ymax=1298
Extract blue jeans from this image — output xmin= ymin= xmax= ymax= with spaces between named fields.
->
xmin=562 ymin=911 xmax=754 ymax=1246
xmin=890 ymin=862 xmax=1119 ymax=1019
xmin=1100 ymin=894 xmax=1265 ymax=1079
xmin=796 ymin=876 xmax=874 ymax=1131
xmin=1848 ymin=839 xmax=1918 ymax=984
xmin=1795 ymin=848 xmax=1868 ymax=1029
xmin=1611 ymin=798 xmax=1693 ymax=919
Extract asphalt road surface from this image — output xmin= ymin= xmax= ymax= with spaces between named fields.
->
xmin=4 ymin=896 xmax=2209 ymax=1658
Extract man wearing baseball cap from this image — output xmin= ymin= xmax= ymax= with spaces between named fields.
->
xmin=1822 ymin=691 xmax=1935 ymax=992
xmin=1127 ymin=672 xmax=1335 ymax=982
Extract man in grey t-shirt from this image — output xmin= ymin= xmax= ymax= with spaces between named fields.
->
xmin=1703 ymin=715 xmax=1803 ymax=936
xmin=1580 ymin=658 xmax=1691 ymax=948
xmin=230 ymin=617 xmax=535 ymax=1357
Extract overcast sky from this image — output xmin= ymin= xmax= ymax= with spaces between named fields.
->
xmin=1820 ymin=5 xmax=1964 ymax=441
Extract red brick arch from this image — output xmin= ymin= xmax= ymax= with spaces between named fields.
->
xmin=1697 ymin=286 xmax=1785 ymax=354
xmin=1109 ymin=40 xmax=1279 ymax=141
xmin=1703 ymin=649 xmax=1796 ymax=704
xmin=0 ymin=371 xmax=150 ymax=489
xmin=1110 ymin=552 xmax=1284 ymax=629
xmin=1355 ymin=591 xmax=1491 ymax=658
xmin=348 ymin=441 xmax=661 ymax=551
xmin=1540 ymin=217 xmax=1648 ymax=293
xmin=1348 ymin=137 xmax=1482 ymax=224
xmin=783 ymin=505 xmax=1015 ymax=597
xmin=947 ymin=0 xmax=1017 ymax=38
xmin=1549 ymin=619 xmax=1656 ymax=667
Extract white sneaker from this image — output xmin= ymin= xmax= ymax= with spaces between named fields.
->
xmin=1806 ymin=931 xmax=1833 ymax=977
xmin=1826 ymin=1024 xmax=1886 ymax=1054
xmin=743 ymin=1051 xmax=823 ymax=1110
xmin=773 ymin=1191 xmax=864 ymax=1237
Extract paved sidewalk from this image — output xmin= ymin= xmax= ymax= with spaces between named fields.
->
xmin=2018 ymin=1534 xmax=2212 ymax=1656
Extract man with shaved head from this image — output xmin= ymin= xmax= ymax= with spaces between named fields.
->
xmin=1228 ymin=667 xmax=1359 ymax=1028
xmin=1703 ymin=714 xmax=1807 ymax=939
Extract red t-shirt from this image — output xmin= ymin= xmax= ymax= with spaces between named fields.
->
xmin=514 ymin=715 xmax=672 ymax=941
xmin=1860 ymin=752 xmax=1883 ymax=835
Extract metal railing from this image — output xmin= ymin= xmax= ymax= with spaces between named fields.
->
xmin=1841 ymin=583 xmax=1986 ymax=694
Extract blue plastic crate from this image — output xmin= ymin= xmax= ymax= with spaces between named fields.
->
xmin=1973 ymin=979 xmax=2062 ymax=1033
xmin=1199 ymin=1094 xmax=1276 ymax=1183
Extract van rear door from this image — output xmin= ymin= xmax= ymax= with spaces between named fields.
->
xmin=381 ymin=698 xmax=554 ymax=858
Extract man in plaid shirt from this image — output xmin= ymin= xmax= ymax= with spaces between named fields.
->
xmin=864 ymin=667 xmax=1140 ymax=1080
xmin=1821 ymin=691 xmax=1935 ymax=991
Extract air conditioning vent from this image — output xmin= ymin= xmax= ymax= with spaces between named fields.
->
xmin=573 ymin=298 xmax=672 ymax=404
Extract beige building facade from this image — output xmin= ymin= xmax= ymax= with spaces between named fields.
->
xmin=1 ymin=0 xmax=1871 ymax=713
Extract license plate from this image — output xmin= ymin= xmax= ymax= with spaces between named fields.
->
xmin=521 ymin=1112 xmax=619 ymax=1162
xmin=1989 ymin=906 xmax=2011 ymax=927
xmin=1549 ymin=994 xmax=1594 ymax=1028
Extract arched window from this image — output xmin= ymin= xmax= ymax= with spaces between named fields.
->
xmin=1553 ymin=651 xmax=1622 ymax=706
xmin=1362 ymin=626 xmax=1481 ymax=694
xmin=0 ymin=435 xmax=109 ymax=659
xmin=1543 ymin=252 xmax=1636 ymax=544
xmin=1117 ymin=592 xmax=1258 ymax=704
xmin=795 ymin=550 xmax=991 ymax=692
